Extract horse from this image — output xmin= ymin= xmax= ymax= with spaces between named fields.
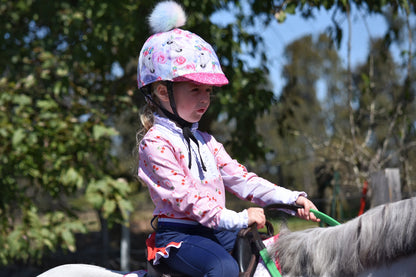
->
xmin=37 ymin=197 xmax=416 ymax=277
xmin=270 ymin=196 xmax=416 ymax=277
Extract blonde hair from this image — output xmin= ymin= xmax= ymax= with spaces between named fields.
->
xmin=139 ymin=103 xmax=155 ymax=133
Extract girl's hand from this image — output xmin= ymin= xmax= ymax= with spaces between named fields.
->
xmin=247 ymin=207 xmax=266 ymax=229
xmin=295 ymin=196 xmax=321 ymax=222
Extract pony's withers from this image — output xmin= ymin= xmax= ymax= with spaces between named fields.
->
xmin=269 ymin=197 xmax=416 ymax=277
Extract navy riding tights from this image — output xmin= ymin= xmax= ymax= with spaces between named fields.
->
xmin=155 ymin=222 xmax=240 ymax=277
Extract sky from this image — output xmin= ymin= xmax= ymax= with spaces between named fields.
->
xmin=211 ymin=3 xmax=414 ymax=98
xmin=263 ymin=8 xmax=388 ymax=97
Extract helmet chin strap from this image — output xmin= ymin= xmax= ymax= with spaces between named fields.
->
xmin=140 ymin=82 xmax=206 ymax=171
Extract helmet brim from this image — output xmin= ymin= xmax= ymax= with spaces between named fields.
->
xmin=173 ymin=73 xmax=229 ymax=87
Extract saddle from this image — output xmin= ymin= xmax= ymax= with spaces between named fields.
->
xmin=146 ymin=221 xmax=274 ymax=277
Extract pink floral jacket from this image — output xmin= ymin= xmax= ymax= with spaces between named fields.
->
xmin=138 ymin=114 xmax=305 ymax=230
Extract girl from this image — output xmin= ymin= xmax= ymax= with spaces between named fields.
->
xmin=137 ymin=1 xmax=320 ymax=276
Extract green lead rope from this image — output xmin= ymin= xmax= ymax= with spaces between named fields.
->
xmin=257 ymin=209 xmax=341 ymax=277
xmin=310 ymin=209 xmax=341 ymax=226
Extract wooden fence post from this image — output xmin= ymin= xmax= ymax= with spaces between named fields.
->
xmin=370 ymin=168 xmax=402 ymax=208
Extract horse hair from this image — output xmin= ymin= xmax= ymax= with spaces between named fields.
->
xmin=269 ymin=197 xmax=416 ymax=277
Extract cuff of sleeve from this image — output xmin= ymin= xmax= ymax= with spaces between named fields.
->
xmin=284 ymin=191 xmax=307 ymax=215
xmin=290 ymin=191 xmax=307 ymax=205
xmin=218 ymin=208 xmax=248 ymax=230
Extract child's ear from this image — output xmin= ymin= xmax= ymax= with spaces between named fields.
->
xmin=155 ymin=83 xmax=169 ymax=103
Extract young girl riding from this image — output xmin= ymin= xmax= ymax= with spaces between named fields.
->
xmin=136 ymin=1 xmax=320 ymax=276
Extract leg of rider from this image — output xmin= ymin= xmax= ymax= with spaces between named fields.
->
xmin=213 ymin=228 xmax=239 ymax=252
xmin=162 ymin=234 xmax=239 ymax=277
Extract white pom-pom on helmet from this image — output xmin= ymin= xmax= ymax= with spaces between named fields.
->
xmin=137 ymin=1 xmax=228 ymax=89
xmin=147 ymin=0 xmax=186 ymax=34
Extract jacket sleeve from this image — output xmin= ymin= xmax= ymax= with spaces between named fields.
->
xmin=206 ymin=135 xmax=306 ymax=207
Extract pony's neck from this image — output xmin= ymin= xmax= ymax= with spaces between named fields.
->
xmin=358 ymin=253 xmax=416 ymax=277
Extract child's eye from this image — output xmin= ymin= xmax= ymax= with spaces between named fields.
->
xmin=189 ymin=85 xmax=213 ymax=94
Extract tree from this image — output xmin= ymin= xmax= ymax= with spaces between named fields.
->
xmin=0 ymin=0 xmax=146 ymax=264
xmin=255 ymin=33 xmax=342 ymax=194
xmin=255 ymin=2 xmax=415 ymax=215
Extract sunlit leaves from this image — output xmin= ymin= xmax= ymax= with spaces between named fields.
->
xmin=86 ymin=177 xmax=133 ymax=225
xmin=0 ymin=206 xmax=86 ymax=264
xmin=0 ymin=75 xmax=123 ymax=264
xmin=93 ymin=124 xmax=118 ymax=140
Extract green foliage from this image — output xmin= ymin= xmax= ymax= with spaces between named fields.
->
xmin=0 ymin=206 xmax=86 ymax=264
xmin=0 ymin=0 xmax=147 ymax=264
xmin=0 ymin=75 xmax=129 ymax=264
xmin=86 ymin=177 xmax=133 ymax=225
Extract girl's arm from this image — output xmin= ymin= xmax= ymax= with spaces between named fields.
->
xmin=206 ymin=134 xmax=306 ymax=207
xmin=208 ymin=137 xmax=320 ymax=222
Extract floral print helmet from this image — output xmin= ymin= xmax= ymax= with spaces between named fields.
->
xmin=137 ymin=1 xmax=228 ymax=89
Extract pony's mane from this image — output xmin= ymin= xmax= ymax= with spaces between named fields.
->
xmin=269 ymin=197 xmax=416 ymax=277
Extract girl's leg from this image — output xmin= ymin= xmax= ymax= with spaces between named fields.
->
xmin=162 ymin=234 xmax=239 ymax=277
xmin=213 ymin=228 xmax=238 ymax=252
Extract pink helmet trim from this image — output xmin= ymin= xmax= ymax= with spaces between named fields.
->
xmin=173 ymin=73 xmax=228 ymax=87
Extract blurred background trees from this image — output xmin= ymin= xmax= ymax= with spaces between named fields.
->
xmin=0 ymin=0 xmax=415 ymax=269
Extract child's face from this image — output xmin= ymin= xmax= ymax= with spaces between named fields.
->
xmin=173 ymin=82 xmax=212 ymax=123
